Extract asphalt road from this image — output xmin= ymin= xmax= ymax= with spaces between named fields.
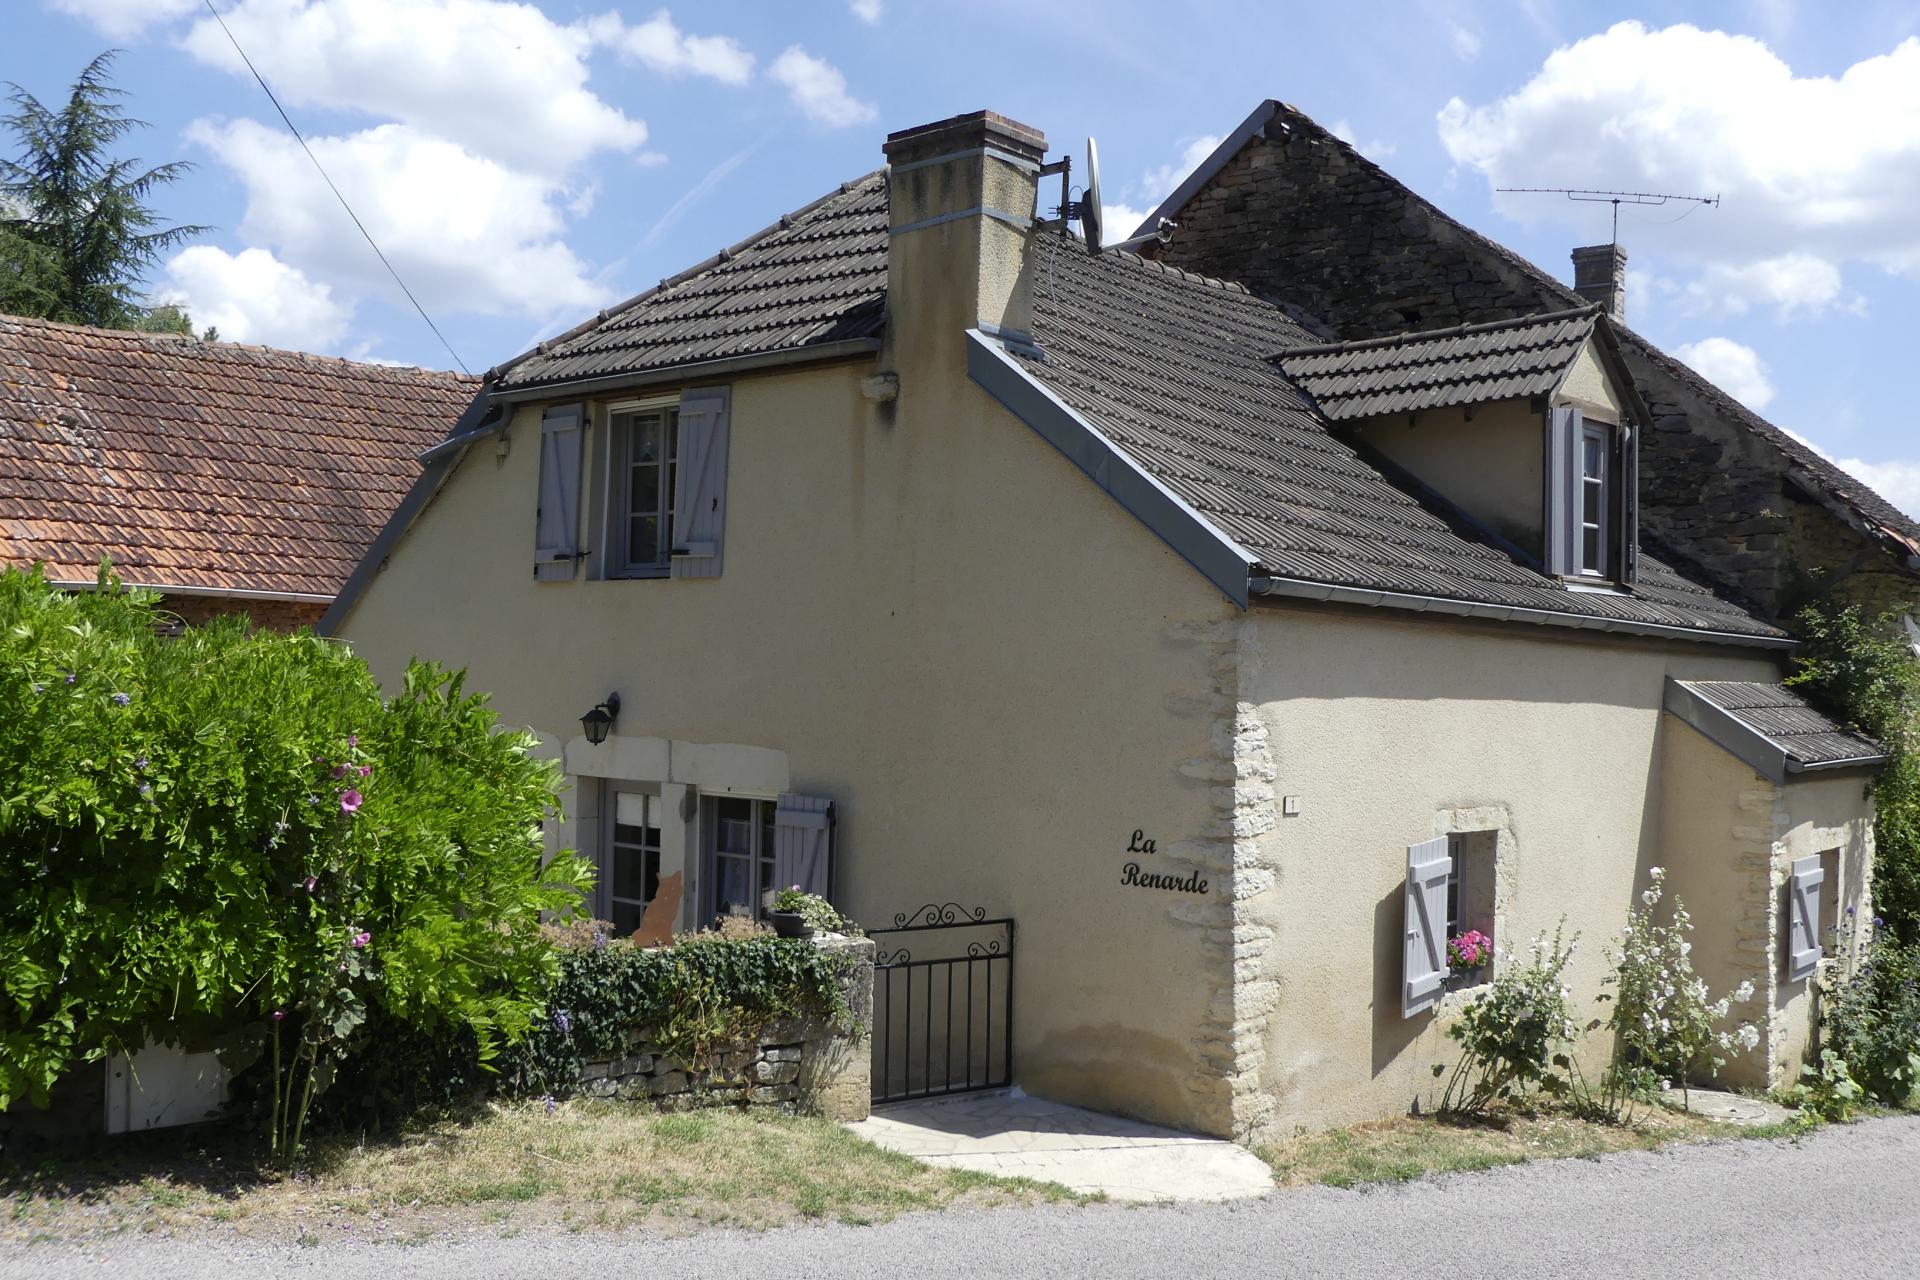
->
xmin=11 ymin=1114 xmax=1919 ymax=1280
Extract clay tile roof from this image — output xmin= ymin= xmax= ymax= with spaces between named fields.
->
xmin=495 ymin=173 xmax=889 ymax=391
xmin=0 ymin=314 xmax=476 ymax=599
xmin=1274 ymin=306 xmax=1600 ymax=421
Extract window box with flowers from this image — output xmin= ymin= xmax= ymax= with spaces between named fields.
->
xmin=1446 ymin=929 xmax=1494 ymax=990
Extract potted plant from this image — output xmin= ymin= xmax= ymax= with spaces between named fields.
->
xmin=770 ymin=886 xmax=817 ymax=939
xmin=1446 ymin=929 xmax=1493 ymax=984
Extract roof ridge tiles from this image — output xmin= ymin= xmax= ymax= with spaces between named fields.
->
xmin=1273 ymin=304 xmax=1602 ymax=359
xmin=0 ymin=312 xmax=476 ymax=383
xmin=487 ymin=168 xmax=887 ymax=382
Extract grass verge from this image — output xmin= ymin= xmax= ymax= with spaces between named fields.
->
xmin=1255 ymin=1101 xmax=1810 ymax=1190
xmin=2 ymin=1101 xmax=1081 ymax=1245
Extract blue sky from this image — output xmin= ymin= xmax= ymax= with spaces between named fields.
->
xmin=8 ymin=0 xmax=1920 ymax=514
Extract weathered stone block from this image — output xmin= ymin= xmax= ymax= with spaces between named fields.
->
xmin=649 ymin=1070 xmax=689 ymax=1096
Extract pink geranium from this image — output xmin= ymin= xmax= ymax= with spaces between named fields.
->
xmin=1446 ymin=929 xmax=1493 ymax=972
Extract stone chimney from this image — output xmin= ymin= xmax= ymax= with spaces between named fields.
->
xmin=882 ymin=111 xmax=1047 ymax=368
xmin=1571 ymin=243 xmax=1628 ymax=320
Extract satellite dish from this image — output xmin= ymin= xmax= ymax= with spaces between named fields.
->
xmin=1079 ymin=135 xmax=1103 ymax=253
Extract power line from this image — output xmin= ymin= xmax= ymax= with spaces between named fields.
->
xmin=199 ymin=0 xmax=469 ymax=373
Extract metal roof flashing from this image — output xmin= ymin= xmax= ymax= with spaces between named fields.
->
xmin=1664 ymin=678 xmax=1887 ymax=785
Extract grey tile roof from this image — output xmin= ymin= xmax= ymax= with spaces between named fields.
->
xmin=1019 ymin=234 xmax=1784 ymax=640
xmin=1674 ymin=680 xmax=1885 ymax=769
xmin=483 ymin=168 xmax=1783 ymax=644
xmin=1273 ymin=307 xmax=1599 ymax=421
xmin=496 ymin=173 xmax=888 ymax=389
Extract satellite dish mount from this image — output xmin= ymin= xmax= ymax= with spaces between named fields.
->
xmin=1036 ymin=137 xmax=1105 ymax=253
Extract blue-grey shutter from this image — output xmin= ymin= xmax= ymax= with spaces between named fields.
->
xmin=1786 ymin=856 xmax=1824 ymax=982
xmin=1404 ymin=836 xmax=1451 ymax=1018
xmin=534 ymin=404 xmax=584 ymax=581
xmin=1618 ymin=423 xmax=1640 ymax=585
xmin=773 ymin=793 xmax=835 ymax=902
xmin=671 ymin=387 xmax=730 ymax=579
xmin=1544 ymin=405 xmax=1582 ymax=577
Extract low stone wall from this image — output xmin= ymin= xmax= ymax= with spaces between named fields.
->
xmin=579 ymin=934 xmax=873 ymax=1122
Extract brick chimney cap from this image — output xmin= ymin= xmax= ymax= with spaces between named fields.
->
xmin=1571 ymin=243 xmax=1629 ymax=262
xmin=884 ymin=110 xmax=1047 ymax=162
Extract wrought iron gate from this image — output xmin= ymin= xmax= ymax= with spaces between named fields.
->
xmin=869 ymin=904 xmax=1014 ymax=1104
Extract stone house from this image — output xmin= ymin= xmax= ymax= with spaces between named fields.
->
xmin=1134 ymin=99 xmax=1920 ymax=624
xmin=0 ymin=313 xmax=476 ymax=629
xmin=327 ymin=109 xmax=1887 ymax=1138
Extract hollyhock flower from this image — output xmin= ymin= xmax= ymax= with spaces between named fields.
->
xmin=331 ymin=764 xmax=351 ymax=780
xmin=351 ymin=931 xmax=371 ymax=948
xmin=346 ymin=734 xmax=358 ymax=747
xmin=271 ymin=1010 xmax=285 ymax=1022
xmin=339 ymin=789 xmax=363 ymax=814
xmin=302 ymin=875 xmax=317 ymax=893
xmin=357 ymin=764 xmax=372 ymax=777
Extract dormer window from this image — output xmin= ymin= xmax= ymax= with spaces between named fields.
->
xmin=1548 ymin=404 xmax=1636 ymax=585
xmin=1580 ymin=420 xmax=1610 ymax=576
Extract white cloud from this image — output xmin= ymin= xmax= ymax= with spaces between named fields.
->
xmin=1142 ymin=136 xmax=1221 ymax=203
xmin=1448 ymin=23 xmax=1482 ymax=60
xmin=1683 ymin=253 xmax=1846 ymax=319
xmin=1100 ymin=204 xmax=1149 ymax=243
xmin=585 ymin=8 xmax=754 ymax=86
xmin=180 ymin=0 xmax=648 ymax=177
xmin=768 ymin=46 xmax=876 ymax=127
xmin=849 ymin=0 xmax=883 ymax=22
xmin=1673 ymin=336 xmax=1776 ymax=410
xmin=1329 ymin=119 xmax=1398 ymax=160
xmin=156 ymin=246 xmax=350 ymax=350
xmin=188 ymin=118 xmax=611 ymax=318
xmin=1437 ymin=22 xmax=1920 ymax=315
xmin=46 ymin=0 xmax=199 ymax=38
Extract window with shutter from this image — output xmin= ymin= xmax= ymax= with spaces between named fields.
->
xmin=534 ymin=404 xmax=584 ymax=581
xmin=1545 ymin=405 xmax=1581 ymax=577
xmin=671 ymin=387 xmax=730 ymax=579
xmin=1617 ymin=423 xmax=1640 ymax=585
xmin=1404 ymin=836 xmax=1451 ymax=1018
xmin=1786 ymin=856 xmax=1825 ymax=982
xmin=773 ymin=793 xmax=836 ymax=902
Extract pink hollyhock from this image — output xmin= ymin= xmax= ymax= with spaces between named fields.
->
xmin=339 ymin=789 xmax=363 ymax=814
xmin=351 ymin=931 xmax=371 ymax=949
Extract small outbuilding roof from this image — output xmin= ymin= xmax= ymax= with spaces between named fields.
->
xmin=1665 ymin=679 xmax=1886 ymax=783
xmin=1273 ymin=307 xmax=1600 ymax=421
xmin=0 ymin=314 xmax=474 ymax=600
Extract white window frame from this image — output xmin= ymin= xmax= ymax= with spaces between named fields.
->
xmin=600 ymin=785 xmax=663 ymax=936
xmin=602 ymin=395 xmax=681 ymax=580
xmin=700 ymin=793 xmax=780 ymax=925
xmin=1578 ymin=421 xmax=1610 ymax=578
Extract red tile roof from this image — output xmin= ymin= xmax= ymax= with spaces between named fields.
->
xmin=0 ymin=314 xmax=475 ymax=599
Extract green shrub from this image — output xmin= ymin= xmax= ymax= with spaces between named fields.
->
xmin=1819 ymin=917 xmax=1920 ymax=1107
xmin=0 ymin=567 xmax=591 ymax=1155
xmin=503 ymin=932 xmax=860 ymax=1099
xmin=1434 ymin=925 xmax=1583 ymax=1116
xmin=1788 ymin=603 xmax=1920 ymax=941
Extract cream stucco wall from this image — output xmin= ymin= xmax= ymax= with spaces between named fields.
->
xmin=337 ymin=340 xmax=1253 ymax=1132
xmin=1229 ymin=602 xmax=1797 ymax=1135
xmin=1556 ymin=338 xmax=1624 ymax=421
xmin=1355 ymin=400 xmax=1544 ymax=555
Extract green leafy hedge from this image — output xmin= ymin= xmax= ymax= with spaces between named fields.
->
xmin=502 ymin=935 xmax=860 ymax=1099
xmin=0 ymin=568 xmax=592 ymax=1129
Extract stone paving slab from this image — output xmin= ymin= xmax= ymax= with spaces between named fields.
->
xmin=845 ymin=1089 xmax=1275 ymax=1203
xmin=1658 ymin=1086 xmax=1799 ymax=1127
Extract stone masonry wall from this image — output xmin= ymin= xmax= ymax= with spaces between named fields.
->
xmin=580 ymin=935 xmax=873 ymax=1122
xmin=161 ymin=592 xmax=329 ymax=633
xmin=1150 ymin=104 xmax=1920 ymax=623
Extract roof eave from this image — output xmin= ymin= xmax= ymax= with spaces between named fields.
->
xmin=1254 ymin=575 xmax=1796 ymax=652
xmin=488 ymin=338 xmax=883 ymax=407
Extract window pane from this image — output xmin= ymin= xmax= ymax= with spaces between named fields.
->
xmin=716 ymin=853 xmax=752 ymax=916
xmin=1583 ymin=478 xmax=1602 ymax=526
xmin=630 ymin=463 xmax=659 ymax=515
xmin=634 ymin=415 xmax=663 ymax=465
xmin=1583 ymin=435 xmax=1603 ymax=479
xmin=628 ymin=514 xmax=659 ymax=566
xmin=1583 ymin=526 xmax=1601 ymax=573
xmin=611 ymin=900 xmax=642 ymax=936
xmin=716 ymin=797 xmax=754 ymax=854
xmin=612 ymin=846 xmax=646 ymax=901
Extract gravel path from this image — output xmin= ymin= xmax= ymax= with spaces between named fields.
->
xmin=12 ymin=1115 xmax=1918 ymax=1279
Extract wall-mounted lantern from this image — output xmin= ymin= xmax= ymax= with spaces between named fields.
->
xmin=580 ymin=692 xmax=621 ymax=746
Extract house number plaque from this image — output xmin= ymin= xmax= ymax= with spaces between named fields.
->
xmin=1120 ymin=828 xmax=1209 ymax=895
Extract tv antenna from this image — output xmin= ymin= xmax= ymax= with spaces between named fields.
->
xmin=1495 ymin=187 xmax=1719 ymax=245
